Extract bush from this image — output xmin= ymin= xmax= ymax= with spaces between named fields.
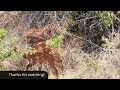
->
xmin=0 ymin=29 xmax=7 ymax=40
xmin=96 ymin=11 xmax=116 ymax=28
xmin=0 ymin=28 xmax=36 ymax=69
xmin=46 ymin=35 xmax=64 ymax=48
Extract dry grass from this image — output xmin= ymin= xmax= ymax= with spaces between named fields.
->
xmin=0 ymin=11 xmax=120 ymax=79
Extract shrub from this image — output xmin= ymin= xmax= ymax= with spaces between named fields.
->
xmin=96 ymin=11 xmax=116 ymax=28
xmin=0 ymin=28 xmax=36 ymax=69
xmin=0 ymin=29 xmax=7 ymax=40
xmin=46 ymin=35 xmax=64 ymax=48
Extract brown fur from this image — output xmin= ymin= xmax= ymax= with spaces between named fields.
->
xmin=23 ymin=41 xmax=63 ymax=79
xmin=23 ymin=24 xmax=65 ymax=79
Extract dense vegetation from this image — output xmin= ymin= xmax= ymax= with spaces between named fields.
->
xmin=0 ymin=11 xmax=120 ymax=79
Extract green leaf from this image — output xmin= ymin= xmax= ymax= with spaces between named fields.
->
xmin=96 ymin=11 xmax=116 ymax=28
xmin=0 ymin=29 xmax=7 ymax=40
xmin=0 ymin=64 xmax=4 ymax=69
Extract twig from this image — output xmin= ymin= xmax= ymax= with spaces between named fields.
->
xmin=65 ymin=31 xmax=107 ymax=51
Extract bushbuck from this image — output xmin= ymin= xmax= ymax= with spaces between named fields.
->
xmin=23 ymin=24 xmax=65 ymax=79
xmin=23 ymin=41 xmax=63 ymax=79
